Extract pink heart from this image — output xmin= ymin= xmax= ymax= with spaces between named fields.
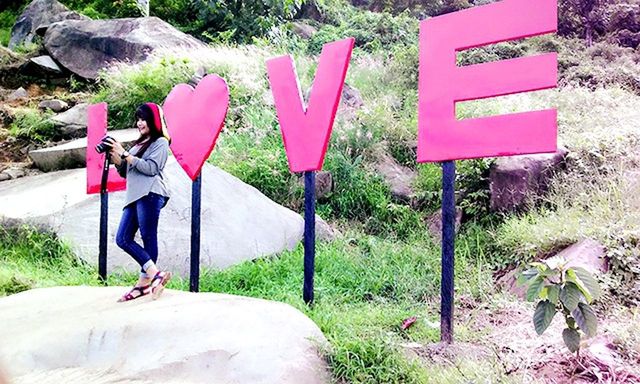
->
xmin=163 ymin=74 xmax=230 ymax=180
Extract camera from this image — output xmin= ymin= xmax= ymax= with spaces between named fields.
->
xmin=95 ymin=135 xmax=115 ymax=154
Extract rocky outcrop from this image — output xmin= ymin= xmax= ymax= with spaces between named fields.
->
xmin=43 ymin=17 xmax=206 ymax=79
xmin=489 ymin=147 xmax=568 ymax=212
xmin=8 ymin=0 xmax=88 ymax=49
xmin=0 ymin=158 xmax=305 ymax=275
xmin=0 ymin=286 xmax=329 ymax=384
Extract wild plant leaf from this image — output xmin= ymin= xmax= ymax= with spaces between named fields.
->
xmin=547 ymin=285 xmax=560 ymax=305
xmin=526 ymin=276 xmax=545 ymax=302
xmin=571 ymin=302 xmax=597 ymax=338
xmin=530 ymin=262 xmax=547 ymax=271
xmin=559 ymin=282 xmax=583 ymax=311
xmin=534 ymin=300 xmax=556 ymax=335
xmin=517 ymin=268 xmax=539 ymax=285
xmin=562 ymin=327 xmax=581 ymax=353
xmin=572 ymin=267 xmax=602 ymax=301
xmin=544 ymin=256 xmax=565 ymax=271
xmin=567 ymin=269 xmax=593 ymax=303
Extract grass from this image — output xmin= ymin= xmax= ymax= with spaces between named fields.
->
xmin=0 ymin=218 xmax=500 ymax=383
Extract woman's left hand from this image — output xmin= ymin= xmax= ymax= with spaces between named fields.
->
xmin=106 ymin=138 xmax=125 ymax=156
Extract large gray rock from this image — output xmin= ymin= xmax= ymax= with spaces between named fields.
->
xmin=0 ymin=286 xmax=329 ymax=384
xmin=426 ymin=208 xmax=462 ymax=242
xmin=9 ymin=0 xmax=87 ymax=49
xmin=50 ymin=102 xmax=89 ymax=138
xmin=554 ymin=238 xmax=608 ymax=274
xmin=22 ymin=55 xmax=63 ymax=76
xmin=373 ymin=151 xmax=416 ymax=203
xmin=291 ymin=21 xmax=317 ymax=39
xmin=489 ymin=147 xmax=568 ymax=212
xmin=29 ymin=128 xmax=139 ymax=172
xmin=0 ymin=159 xmax=305 ymax=275
xmin=499 ymin=238 xmax=608 ymax=299
xmin=7 ymin=87 xmax=27 ymax=102
xmin=44 ymin=17 xmax=206 ymax=79
xmin=38 ymin=99 xmax=68 ymax=112
xmin=297 ymin=171 xmax=333 ymax=201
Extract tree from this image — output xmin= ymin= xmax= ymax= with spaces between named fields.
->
xmin=559 ymin=0 xmax=605 ymax=46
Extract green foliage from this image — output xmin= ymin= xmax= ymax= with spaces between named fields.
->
xmin=62 ymin=0 xmax=143 ymax=18
xmin=93 ymin=56 xmax=193 ymax=129
xmin=0 ymin=221 xmax=94 ymax=296
xmin=0 ymin=9 xmax=18 ymax=46
xmin=210 ymin=134 xmax=302 ymax=208
xmin=308 ymin=3 xmax=418 ymax=54
xmin=321 ymin=151 xmax=422 ymax=239
xmin=519 ymin=257 xmax=601 ymax=354
xmin=9 ymin=109 xmax=57 ymax=143
xmin=193 ymin=0 xmax=304 ymax=43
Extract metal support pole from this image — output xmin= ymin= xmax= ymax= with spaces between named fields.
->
xmin=303 ymin=171 xmax=316 ymax=305
xmin=98 ymin=155 xmax=110 ymax=283
xmin=440 ymin=161 xmax=456 ymax=343
xmin=190 ymin=173 xmax=202 ymax=292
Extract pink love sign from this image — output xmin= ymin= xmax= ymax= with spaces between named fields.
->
xmin=86 ymin=102 xmax=126 ymax=194
xmin=266 ymin=38 xmax=355 ymax=172
xmin=418 ymin=0 xmax=558 ymax=162
xmin=163 ymin=74 xmax=230 ymax=180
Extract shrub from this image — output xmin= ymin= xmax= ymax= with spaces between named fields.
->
xmin=520 ymin=257 xmax=602 ymax=354
xmin=9 ymin=109 xmax=56 ymax=143
xmin=307 ymin=4 xmax=418 ymax=54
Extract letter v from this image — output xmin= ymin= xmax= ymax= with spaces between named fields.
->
xmin=266 ymin=38 xmax=355 ymax=172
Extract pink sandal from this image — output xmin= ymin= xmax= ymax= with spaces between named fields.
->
xmin=117 ymin=285 xmax=150 ymax=302
xmin=150 ymin=271 xmax=172 ymax=299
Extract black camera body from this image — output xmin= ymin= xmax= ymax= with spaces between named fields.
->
xmin=95 ymin=135 xmax=114 ymax=154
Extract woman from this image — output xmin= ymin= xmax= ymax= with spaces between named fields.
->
xmin=107 ymin=102 xmax=172 ymax=302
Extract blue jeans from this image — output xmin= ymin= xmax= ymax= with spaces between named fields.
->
xmin=116 ymin=193 xmax=168 ymax=275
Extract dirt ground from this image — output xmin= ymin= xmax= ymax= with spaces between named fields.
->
xmin=411 ymin=296 xmax=640 ymax=383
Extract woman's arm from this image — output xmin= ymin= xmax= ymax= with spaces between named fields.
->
xmin=127 ymin=139 xmax=169 ymax=176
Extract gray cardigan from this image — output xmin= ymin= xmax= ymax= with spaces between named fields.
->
xmin=116 ymin=137 xmax=170 ymax=207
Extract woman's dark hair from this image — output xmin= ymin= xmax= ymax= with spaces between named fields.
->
xmin=134 ymin=103 xmax=163 ymax=157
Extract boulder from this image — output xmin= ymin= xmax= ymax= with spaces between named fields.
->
xmin=8 ymin=0 xmax=88 ymax=49
xmin=28 ymin=128 xmax=139 ymax=172
xmin=297 ymin=171 xmax=333 ymax=201
xmin=7 ymin=87 xmax=27 ymax=102
xmin=38 ymin=99 xmax=69 ymax=112
xmin=489 ymin=147 xmax=568 ymax=212
xmin=341 ymin=83 xmax=364 ymax=109
xmin=44 ymin=17 xmax=206 ymax=79
xmin=499 ymin=239 xmax=607 ymax=299
xmin=0 ymin=286 xmax=329 ymax=384
xmin=315 ymin=214 xmax=340 ymax=242
xmin=426 ymin=208 xmax=462 ymax=242
xmin=0 ymin=158 xmax=305 ymax=275
xmin=372 ymin=151 xmax=416 ymax=203
xmin=21 ymin=55 xmax=63 ymax=76
xmin=291 ymin=21 xmax=317 ymax=39
xmin=554 ymin=238 xmax=608 ymax=274
xmin=50 ymin=102 xmax=89 ymax=138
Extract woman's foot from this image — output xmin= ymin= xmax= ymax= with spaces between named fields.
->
xmin=150 ymin=271 xmax=172 ymax=300
xmin=117 ymin=284 xmax=151 ymax=302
